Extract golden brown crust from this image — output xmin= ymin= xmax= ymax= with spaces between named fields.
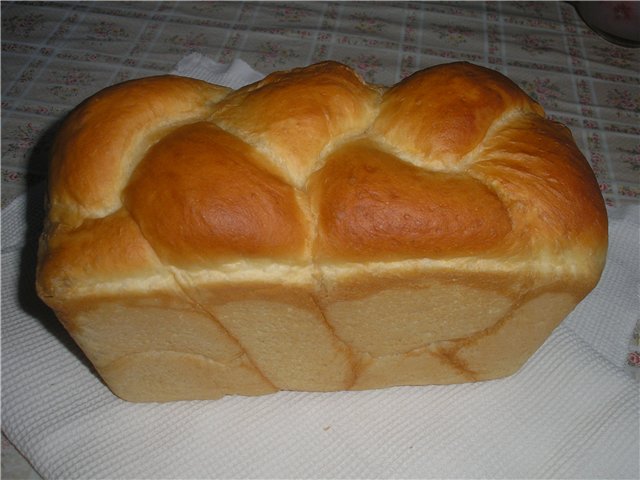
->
xmin=36 ymin=209 xmax=161 ymax=303
xmin=470 ymin=114 xmax=608 ymax=260
xmin=310 ymin=139 xmax=512 ymax=261
xmin=372 ymin=62 xmax=544 ymax=170
xmin=36 ymin=61 xmax=608 ymax=402
xmin=211 ymin=61 xmax=381 ymax=187
xmin=124 ymin=122 xmax=309 ymax=267
xmin=48 ymin=75 xmax=230 ymax=227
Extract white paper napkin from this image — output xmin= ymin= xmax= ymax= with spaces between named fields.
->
xmin=172 ymin=52 xmax=265 ymax=87
xmin=2 ymin=55 xmax=639 ymax=480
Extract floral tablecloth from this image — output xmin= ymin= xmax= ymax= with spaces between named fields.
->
xmin=3 ymin=1 xmax=639 ymax=208
xmin=2 ymin=1 xmax=639 ymax=478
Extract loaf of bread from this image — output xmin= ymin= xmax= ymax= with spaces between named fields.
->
xmin=36 ymin=61 xmax=607 ymax=402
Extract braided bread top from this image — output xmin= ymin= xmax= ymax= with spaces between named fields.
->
xmin=38 ymin=61 xmax=607 ymax=297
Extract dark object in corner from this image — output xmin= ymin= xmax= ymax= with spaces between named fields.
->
xmin=571 ymin=1 xmax=640 ymax=48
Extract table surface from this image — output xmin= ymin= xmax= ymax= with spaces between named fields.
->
xmin=2 ymin=1 xmax=639 ymax=478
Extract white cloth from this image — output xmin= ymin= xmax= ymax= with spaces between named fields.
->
xmin=2 ymin=55 xmax=639 ymax=480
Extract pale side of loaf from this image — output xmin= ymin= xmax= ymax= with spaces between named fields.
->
xmin=36 ymin=61 xmax=608 ymax=402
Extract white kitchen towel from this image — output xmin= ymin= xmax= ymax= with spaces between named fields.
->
xmin=2 ymin=56 xmax=639 ymax=480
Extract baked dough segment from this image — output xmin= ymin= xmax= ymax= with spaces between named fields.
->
xmin=452 ymin=290 xmax=580 ymax=380
xmin=319 ymin=268 xmax=591 ymax=391
xmin=179 ymin=279 xmax=357 ymax=392
xmin=56 ymin=291 xmax=277 ymax=403
xmin=124 ymin=121 xmax=309 ymax=267
xmin=350 ymin=291 xmax=580 ymax=390
xmin=469 ymin=113 xmax=608 ymax=265
xmin=48 ymin=75 xmax=230 ymax=227
xmin=316 ymin=263 xmax=526 ymax=389
xmin=309 ymin=139 xmax=512 ymax=261
xmin=36 ymin=207 xmax=277 ymax=402
xmin=371 ymin=62 xmax=544 ymax=171
xmin=211 ymin=61 xmax=381 ymax=188
xmin=36 ymin=209 xmax=163 ymax=301
xmin=100 ymin=351 xmax=275 ymax=402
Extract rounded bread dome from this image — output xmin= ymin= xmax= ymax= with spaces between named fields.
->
xmin=39 ymin=61 xmax=607 ymax=295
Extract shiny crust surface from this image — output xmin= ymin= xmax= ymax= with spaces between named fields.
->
xmin=36 ymin=61 xmax=608 ymax=401
xmin=124 ymin=122 xmax=308 ymax=267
